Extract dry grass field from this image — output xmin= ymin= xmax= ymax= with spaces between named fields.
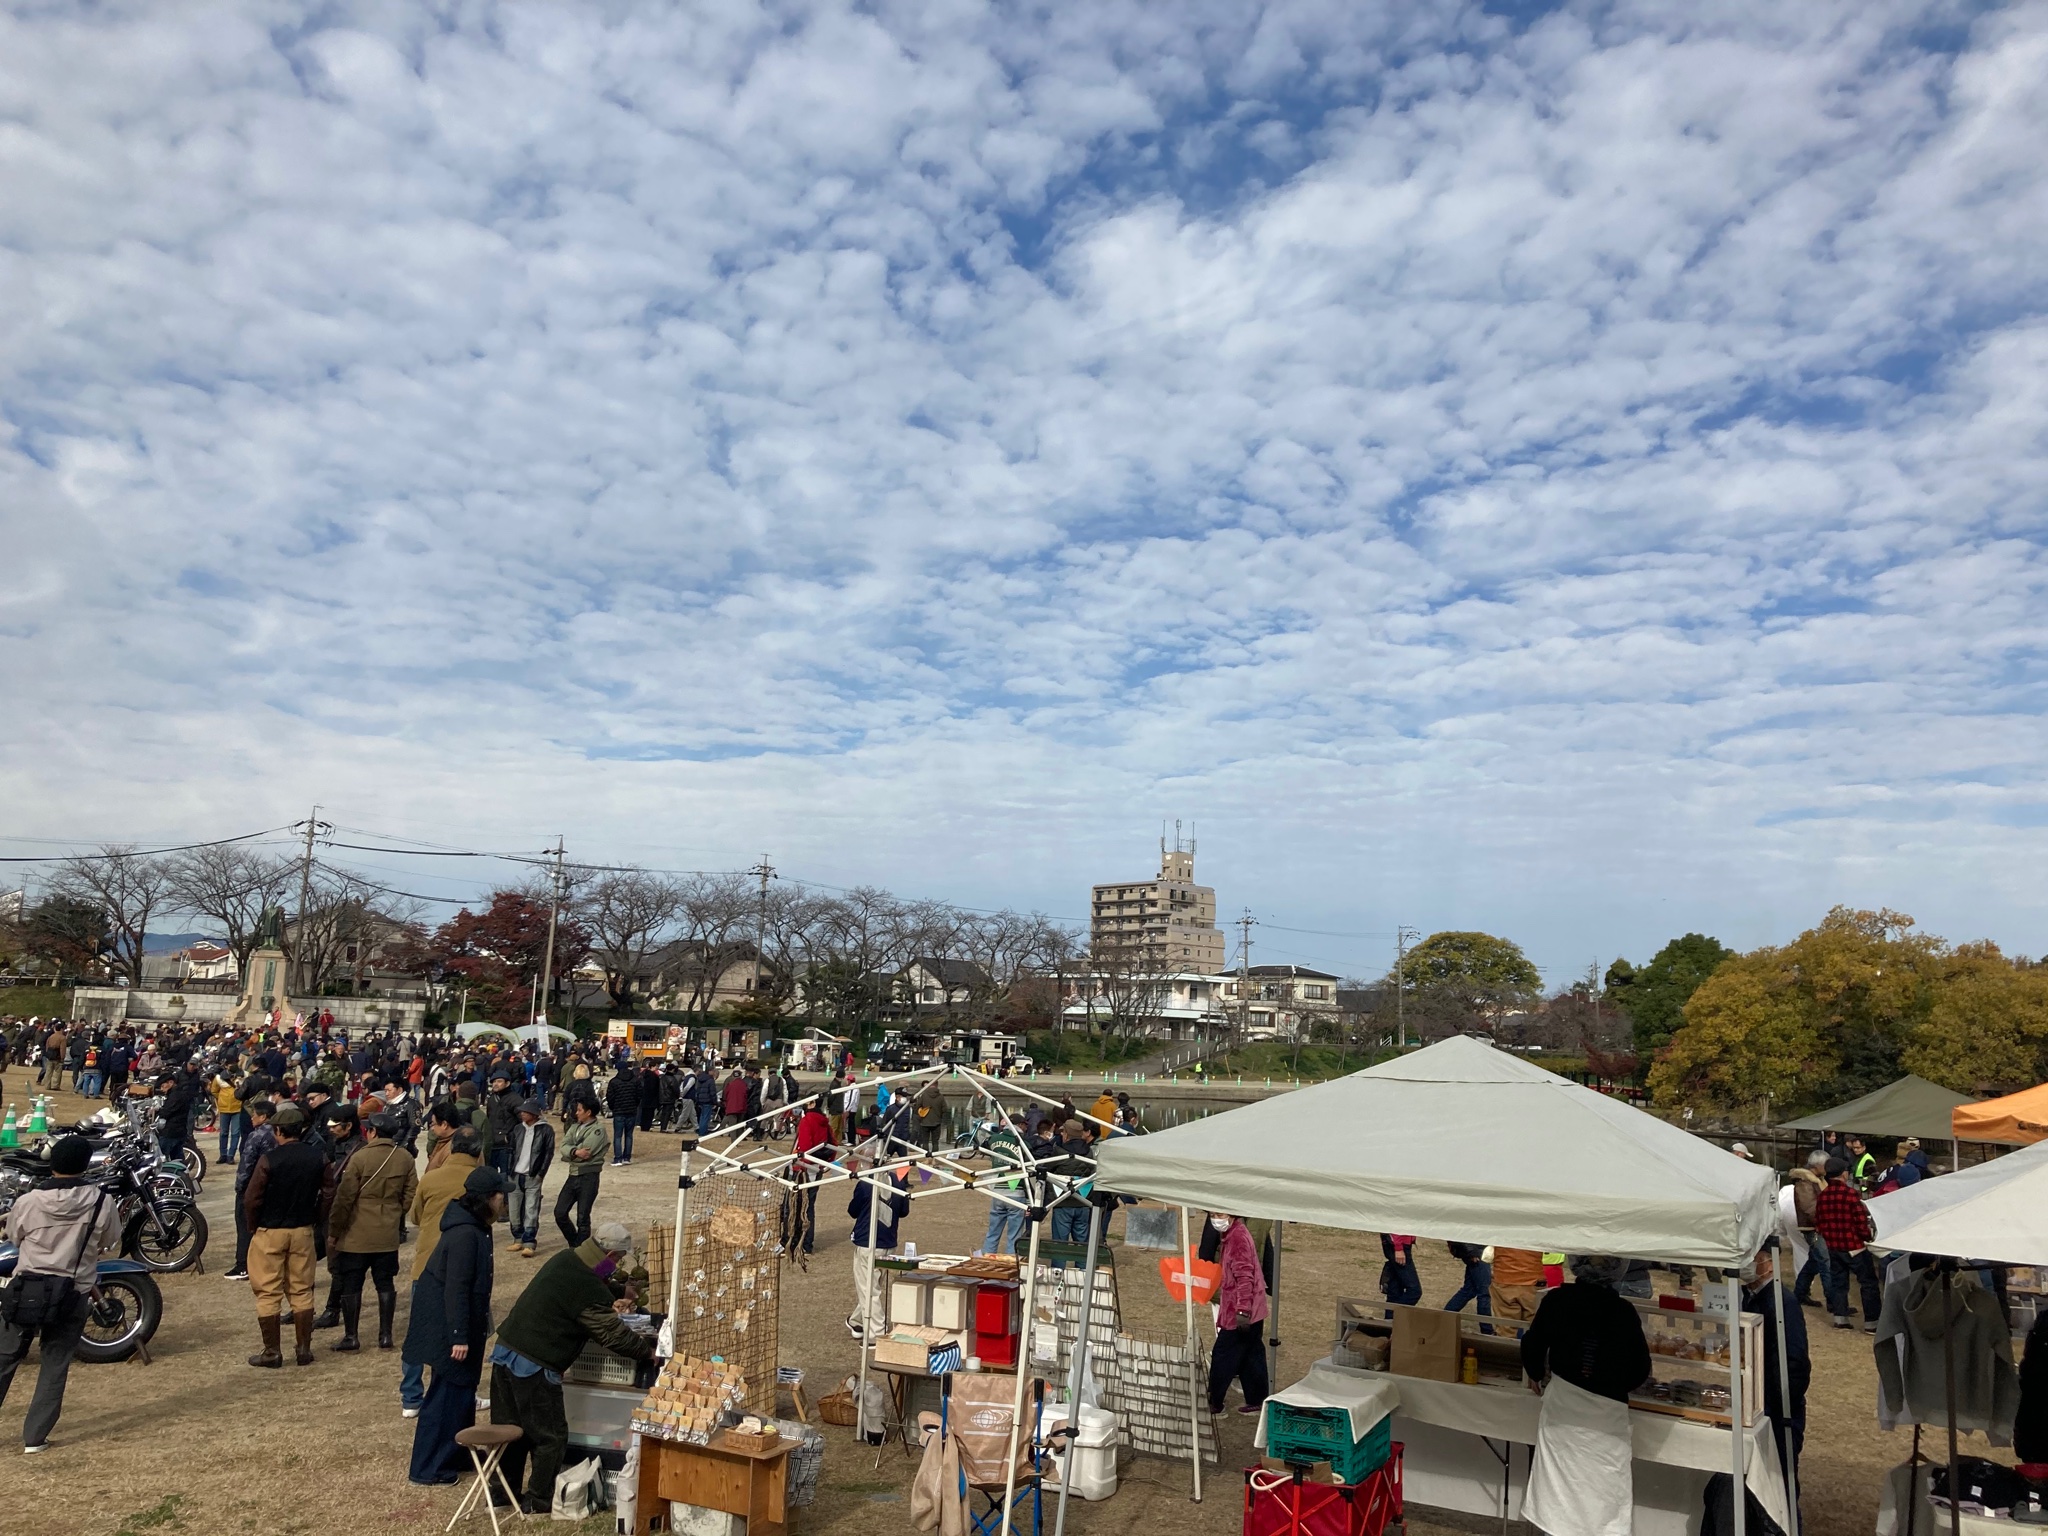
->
xmin=0 ymin=1079 xmax=2005 ymax=1536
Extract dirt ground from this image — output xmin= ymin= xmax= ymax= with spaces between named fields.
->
xmin=0 ymin=1080 xmax=2005 ymax=1536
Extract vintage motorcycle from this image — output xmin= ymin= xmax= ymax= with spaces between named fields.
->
xmin=0 ymin=1241 xmax=163 ymax=1363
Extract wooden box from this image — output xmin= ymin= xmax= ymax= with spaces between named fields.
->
xmin=873 ymin=1323 xmax=965 ymax=1373
xmin=1629 ymin=1299 xmax=1764 ymax=1427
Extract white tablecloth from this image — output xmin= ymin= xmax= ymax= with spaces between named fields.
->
xmin=1255 ymin=1363 xmax=1400 ymax=1446
xmin=1313 ymin=1357 xmax=1792 ymax=1536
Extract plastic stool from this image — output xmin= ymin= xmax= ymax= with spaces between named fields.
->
xmin=448 ymin=1423 xmax=528 ymax=1534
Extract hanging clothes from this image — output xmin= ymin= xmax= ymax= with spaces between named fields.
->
xmin=1873 ymin=1265 xmax=2020 ymax=1443
xmin=1524 ymin=1376 xmax=1634 ymax=1536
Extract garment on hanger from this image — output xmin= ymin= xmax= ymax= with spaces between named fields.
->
xmin=1873 ymin=1265 xmax=2020 ymax=1443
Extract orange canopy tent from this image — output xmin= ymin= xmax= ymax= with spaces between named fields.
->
xmin=1952 ymin=1083 xmax=2048 ymax=1144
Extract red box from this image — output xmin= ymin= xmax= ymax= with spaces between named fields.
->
xmin=974 ymin=1284 xmax=1019 ymax=1368
xmin=1243 ymin=1447 xmax=1403 ymax=1536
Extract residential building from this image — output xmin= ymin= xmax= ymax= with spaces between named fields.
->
xmin=1060 ymin=970 xmax=1230 ymax=1041
xmin=638 ymin=940 xmax=788 ymax=1015
xmin=895 ymin=957 xmax=992 ymax=1015
xmin=1219 ymin=964 xmax=1343 ymax=1040
xmin=140 ymin=940 xmax=238 ymax=987
xmin=1089 ymin=834 xmax=1227 ymax=971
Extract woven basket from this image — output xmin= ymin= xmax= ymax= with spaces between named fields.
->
xmin=818 ymin=1390 xmax=859 ymax=1428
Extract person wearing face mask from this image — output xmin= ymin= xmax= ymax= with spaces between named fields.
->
xmin=487 ymin=1221 xmax=654 ymax=1514
xmin=1206 ymin=1212 xmax=1270 ymax=1417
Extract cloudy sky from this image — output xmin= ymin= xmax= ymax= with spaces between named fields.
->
xmin=4 ymin=1 xmax=2046 ymax=982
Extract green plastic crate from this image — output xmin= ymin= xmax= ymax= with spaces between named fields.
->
xmin=1265 ymin=1406 xmax=1392 ymax=1485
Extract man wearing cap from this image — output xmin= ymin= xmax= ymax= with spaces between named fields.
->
xmin=405 ymin=1166 xmax=506 ymax=1485
xmin=226 ymin=1099 xmax=279 ymax=1281
xmin=488 ymin=1222 xmax=655 ymax=1513
xmin=325 ymin=1111 xmax=420 ymax=1352
xmin=485 ymin=1069 xmax=523 ymax=1179
xmin=242 ymin=1104 xmax=327 ymax=1367
xmin=506 ymin=1099 xmax=555 ymax=1259
xmin=0 ymin=1135 xmax=121 ymax=1452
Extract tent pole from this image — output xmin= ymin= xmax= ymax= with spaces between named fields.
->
xmin=1053 ymin=1201 xmax=1105 ymax=1536
xmin=1943 ymin=1265 xmax=1961 ymax=1536
xmin=1729 ymin=1273 xmax=1745 ymax=1536
xmin=1181 ymin=1204 xmax=1203 ymax=1503
xmin=856 ymin=1168 xmax=880 ymax=1457
xmin=1769 ymin=1259 xmax=1800 ymax=1536
xmin=1267 ymin=1221 xmax=1284 ymax=1385
xmin=1001 ymin=1197 xmax=1043 ymax=1534
xmin=659 ymin=1142 xmax=693 ymax=1359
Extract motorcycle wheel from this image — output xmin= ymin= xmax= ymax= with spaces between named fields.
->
xmin=76 ymin=1273 xmax=163 ymax=1363
xmin=127 ymin=1205 xmax=209 ymax=1273
xmin=176 ymin=1143 xmax=208 ymax=1184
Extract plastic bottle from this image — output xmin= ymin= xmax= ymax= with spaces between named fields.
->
xmin=1462 ymin=1347 xmax=1480 ymax=1386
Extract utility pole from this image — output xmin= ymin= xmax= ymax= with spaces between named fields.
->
xmin=289 ymin=805 xmax=330 ymax=996
xmin=1394 ymin=925 xmax=1420 ymax=1051
xmin=1235 ymin=910 xmax=1257 ymax=1047
xmin=535 ymin=838 xmax=565 ymax=1032
xmin=747 ymin=856 xmax=776 ymax=1016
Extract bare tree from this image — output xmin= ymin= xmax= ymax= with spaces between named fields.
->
xmin=50 ymin=845 xmax=174 ymax=987
xmin=663 ymin=872 xmax=757 ymax=1015
xmin=579 ymin=868 xmax=686 ymax=1015
xmin=290 ymin=867 xmax=421 ymax=995
xmin=164 ymin=845 xmax=298 ymax=975
xmin=1075 ymin=948 xmax=1171 ymax=1042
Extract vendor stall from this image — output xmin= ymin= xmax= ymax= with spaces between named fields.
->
xmin=1952 ymin=1083 xmax=2048 ymax=1147
xmin=1783 ymin=1076 xmax=1976 ymax=1170
xmin=1097 ymin=1035 xmax=1790 ymax=1536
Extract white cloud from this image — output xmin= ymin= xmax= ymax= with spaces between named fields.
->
xmin=3 ymin=0 xmax=2046 ymax=980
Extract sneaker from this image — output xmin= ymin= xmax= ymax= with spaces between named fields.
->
xmin=1236 ymin=1405 xmax=1261 ymax=1416
xmin=1832 ymin=1317 xmax=1852 ymax=1329
xmin=1862 ymin=1321 xmax=1879 ymax=1333
xmin=401 ymin=1407 xmax=421 ymax=1419
xmin=223 ymin=1269 xmax=249 ymax=1281
xmin=23 ymin=1443 xmax=49 ymax=1455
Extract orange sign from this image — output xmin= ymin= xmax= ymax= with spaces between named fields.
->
xmin=1160 ymin=1255 xmax=1222 ymax=1304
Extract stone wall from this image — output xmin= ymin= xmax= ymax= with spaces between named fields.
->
xmin=70 ymin=988 xmax=428 ymax=1031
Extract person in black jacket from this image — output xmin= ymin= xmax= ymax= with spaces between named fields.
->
xmin=507 ymin=1100 xmax=555 ymax=1259
xmin=1743 ymin=1246 xmax=1810 ymax=1478
xmin=484 ymin=1071 xmax=522 ymax=1177
xmin=1520 ymin=1257 xmax=1652 ymax=1402
xmin=405 ymin=1168 xmax=506 ymax=1485
xmin=637 ymin=1063 xmax=662 ymax=1134
xmin=605 ymin=1066 xmax=640 ymax=1166
xmin=156 ymin=1069 xmax=201 ymax=1162
xmin=242 ymin=1106 xmax=328 ymax=1367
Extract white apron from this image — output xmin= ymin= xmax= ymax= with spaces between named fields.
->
xmin=1523 ymin=1377 xmax=1634 ymax=1536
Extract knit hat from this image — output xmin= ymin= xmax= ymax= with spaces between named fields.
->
xmin=594 ymin=1221 xmax=634 ymax=1253
xmin=49 ymin=1135 xmax=91 ymax=1177
xmin=519 ymin=1098 xmax=544 ymax=1117
xmin=464 ymin=1167 xmax=508 ymax=1197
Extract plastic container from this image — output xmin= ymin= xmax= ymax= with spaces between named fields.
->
xmin=1265 ymin=1407 xmax=1392 ymax=1486
xmin=1046 ymin=1405 xmax=1120 ymax=1501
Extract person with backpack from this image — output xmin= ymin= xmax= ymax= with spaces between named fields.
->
xmin=0 ymin=1135 xmax=121 ymax=1451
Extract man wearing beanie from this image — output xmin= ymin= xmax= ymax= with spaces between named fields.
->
xmin=0 ymin=1135 xmax=121 ymax=1452
xmin=488 ymin=1222 xmax=653 ymax=1513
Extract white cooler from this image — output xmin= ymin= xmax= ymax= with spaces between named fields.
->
xmin=1044 ymin=1404 xmax=1119 ymax=1501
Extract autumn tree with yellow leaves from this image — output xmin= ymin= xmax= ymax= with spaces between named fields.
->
xmin=1647 ymin=907 xmax=2048 ymax=1115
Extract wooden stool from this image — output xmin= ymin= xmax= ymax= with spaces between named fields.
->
xmin=448 ymin=1423 xmax=527 ymax=1534
xmin=776 ymin=1366 xmax=810 ymax=1424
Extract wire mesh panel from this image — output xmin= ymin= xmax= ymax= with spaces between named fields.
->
xmin=665 ymin=1172 xmax=784 ymax=1405
xmin=1111 ymin=1332 xmax=1219 ymax=1466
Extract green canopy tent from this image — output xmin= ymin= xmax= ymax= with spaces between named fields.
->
xmin=1780 ymin=1074 xmax=1974 ymax=1171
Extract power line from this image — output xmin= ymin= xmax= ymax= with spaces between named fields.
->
xmin=0 ymin=826 xmax=293 ymax=863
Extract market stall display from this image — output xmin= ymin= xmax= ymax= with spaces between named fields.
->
xmin=1097 ymin=1035 xmax=1790 ymax=1536
xmin=1952 ymin=1084 xmax=2048 ymax=1147
xmin=1783 ymin=1077 xmax=1976 ymax=1148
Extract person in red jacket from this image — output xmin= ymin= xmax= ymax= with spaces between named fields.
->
xmin=1207 ymin=1212 xmax=1271 ymax=1416
xmin=1815 ymin=1158 xmax=1881 ymax=1331
xmin=780 ymin=1102 xmax=835 ymax=1259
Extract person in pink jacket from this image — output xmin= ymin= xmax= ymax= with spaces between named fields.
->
xmin=1206 ymin=1212 xmax=1271 ymax=1415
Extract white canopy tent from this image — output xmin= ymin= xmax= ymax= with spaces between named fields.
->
xmin=1096 ymin=1035 xmax=1786 ymax=1536
xmin=1095 ymin=1034 xmax=1776 ymax=1264
xmin=1870 ymin=1138 xmax=2048 ymax=1264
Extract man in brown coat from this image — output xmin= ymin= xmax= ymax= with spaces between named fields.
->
xmin=326 ymin=1112 xmax=419 ymax=1351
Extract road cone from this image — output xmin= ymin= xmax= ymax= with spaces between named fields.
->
xmin=0 ymin=1105 xmax=16 ymax=1147
xmin=28 ymin=1097 xmax=49 ymax=1135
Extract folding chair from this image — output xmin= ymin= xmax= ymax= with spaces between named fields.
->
xmin=919 ymin=1374 xmax=1050 ymax=1536
xmin=447 ymin=1423 xmax=528 ymax=1534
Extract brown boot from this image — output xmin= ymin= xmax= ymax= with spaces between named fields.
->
xmin=248 ymin=1314 xmax=284 ymax=1368
xmin=293 ymin=1310 xmax=316 ymax=1366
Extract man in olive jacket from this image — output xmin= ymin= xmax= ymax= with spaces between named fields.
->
xmin=326 ymin=1111 xmax=419 ymax=1352
xmin=490 ymin=1223 xmax=653 ymax=1513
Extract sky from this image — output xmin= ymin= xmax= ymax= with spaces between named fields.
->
xmin=3 ymin=0 xmax=2047 ymax=986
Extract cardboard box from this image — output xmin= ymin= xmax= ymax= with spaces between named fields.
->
xmin=1261 ymin=1455 xmax=1338 ymax=1484
xmin=1389 ymin=1304 xmax=1461 ymax=1382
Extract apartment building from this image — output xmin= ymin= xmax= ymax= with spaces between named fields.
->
xmin=1090 ymin=837 xmax=1227 ymax=971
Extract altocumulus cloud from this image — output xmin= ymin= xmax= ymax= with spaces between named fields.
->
xmin=2 ymin=0 xmax=2046 ymax=978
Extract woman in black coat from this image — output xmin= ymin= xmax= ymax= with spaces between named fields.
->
xmin=406 ymin=1170 xmax=505 ymax=1485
